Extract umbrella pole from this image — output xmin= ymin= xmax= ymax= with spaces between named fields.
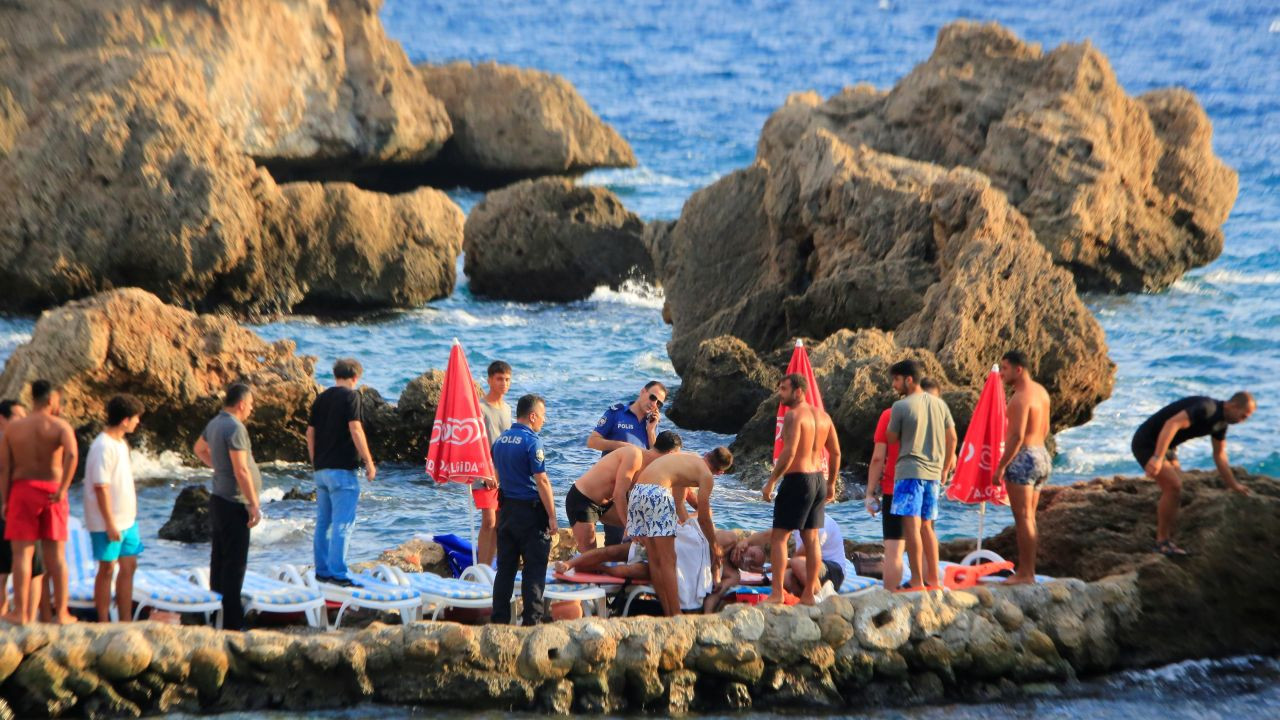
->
xmin=468 ymin=484 xmax=478 ymax=567
xmin=976 ymin=501 xmax=986 ymax=555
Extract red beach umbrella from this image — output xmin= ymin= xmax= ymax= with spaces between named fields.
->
xmin=773 ymin=339 xmax=829 ymax=475
xmin=424 ymin=339 xmax=496 ymax=562
xmin=947 ymin=365 xmax=1008 ymax=564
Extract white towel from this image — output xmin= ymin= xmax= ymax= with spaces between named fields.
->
xmin=675 ymin=520 xmax=712 ymax=611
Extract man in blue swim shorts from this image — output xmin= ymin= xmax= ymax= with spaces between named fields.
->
xmin=885 ymin=361 xmax=955 ymax=591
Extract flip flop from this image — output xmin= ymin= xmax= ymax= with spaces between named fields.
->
xmin=1155 ymin=540 xmax=1191 ymax=557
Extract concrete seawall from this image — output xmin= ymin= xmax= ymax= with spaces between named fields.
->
xmin=1 ymin=575 xmax=1140 ymax=717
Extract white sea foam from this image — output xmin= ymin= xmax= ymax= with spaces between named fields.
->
xmin=1111 ymin=655 xmax=1267 ymax=686
xmin=413 ymin=307 xmax=528 ymax=328
xmin=1169 ymin=278 xmax=1216 ymax=296
xmin=1054 ymin=445 xmax=1135 ymax=476
xmin=130 ymin=449 xmax=203 ymax=481
xmin=588 ymin=280 xmax=665 ymax=309
xmin=250 ymin=516 xmax=310 ymax=546
xmin=633 ymin=350 xmax=675 ymax=375
xmin=259 ymin=487 xmax=286 ymax=503
xmin=1199 ymin=269 xmax=1280 ymax=286
xmin=580 ymin=166 xmax=697 ymax=189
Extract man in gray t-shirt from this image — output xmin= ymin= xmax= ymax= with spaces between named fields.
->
xmin=474 ymin=361 xmax=513 ymax=566
xmin=193 ymin=383 xmax=261 ymax=630
xmin=884 ymin=360 xmax=957 ymax=591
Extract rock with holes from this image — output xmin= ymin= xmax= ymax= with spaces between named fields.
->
xmin=464 ymin=178 xmax=652 ymax=302
xmin=852 ymin=590 xmax=912 ymax=650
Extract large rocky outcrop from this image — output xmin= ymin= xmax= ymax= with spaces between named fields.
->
xmin=464 ymin=178 xmax=652 ymax=302
xmin=656 ymin=127 xmax=1113 ymax=459
xmin=757 ymin=21 xmax=1237 ymax=293
xmin=359 ymin=370 xmax=445 ymax=464
xmin=0 ymin=1 xmax=466 ymax=315
xmin=977 ymin=471 xmax=1280 ymax=666
xmin=417 ymin=61 xmax=636 ymax=185
xmin=0 ymin=289 xmax=320 ymax=460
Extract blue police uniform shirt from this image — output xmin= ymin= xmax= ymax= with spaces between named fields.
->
xmin=593 ymin=402 xmax=650 ymax=452
xmin=492 ymin=422 xmax=546 ymax=501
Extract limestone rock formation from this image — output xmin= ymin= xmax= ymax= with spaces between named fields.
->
xmin=417 ymin=61 xmax=636 ymax=184
xmin=359 ymin=370 xmax=445 ymax=464
xmin=979 ymin=471 xmax=1280 ymax=665
xmin=666 ymin=336 xmax=780 ymax=434
xmin=159 ymin=485 xmax=212 ymax=544
xmin=757 ymin=21 xmax=1237 ymax=293
xmin=657 ymin=128 xmax=1113 ymax=454
xmin=0 ymin=0 xmax=464 ymax=315
xmin=464 ymin=178 xmax=652 ymax=302
xmin=0 ymin=289 xmax=319 ymax=460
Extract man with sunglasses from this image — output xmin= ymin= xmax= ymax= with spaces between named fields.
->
xmin=587 ymin=381 xmax=668 ymax=544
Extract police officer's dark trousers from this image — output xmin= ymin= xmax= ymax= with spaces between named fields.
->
xmin=491 ymin=495 xmax=551 ymax=625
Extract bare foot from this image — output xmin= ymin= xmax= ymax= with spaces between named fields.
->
xmin=798 ymin=594 xmax=817 ymax=606
xmin=0 ymin=612 xmax=26 ymax=626
xmin=763 ymin=593 xmax=786 ymax=604
xmin=1004 ymin=575 xmax=1037 ymax=585
xmin=894 ymin=582 xmax=925 ymax=594
xmin=54 ymin=612 xmax=79 ymax=625
xmin=553 ymin=561 xmax=570 ymax=573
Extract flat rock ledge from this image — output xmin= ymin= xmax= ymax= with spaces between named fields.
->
xmin=0 ymin=576 xmax=1142 ymax=717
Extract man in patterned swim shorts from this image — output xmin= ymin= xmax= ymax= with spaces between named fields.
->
xmin=993 ymin=351 xmax=1053 ymax=584
xmin=626 ymin=448 xmax=732 ymax=616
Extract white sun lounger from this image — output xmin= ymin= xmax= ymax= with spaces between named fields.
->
xmin=65 ymin=517 xmax=111 ymax=618
xmin=374 ymin=565 xmax=493 ymax=620
xmin=466 ymin=564 xmax=609 ymax=619
xmin=185 ymin=566 xmax=326 ymax=628
xmin=280 ymin=565 xmax=422 ymax=629
xmin=838 ymin=574 xmax=881 ymax=596
xmin=132 ymin=569 xmax=223 ymax=627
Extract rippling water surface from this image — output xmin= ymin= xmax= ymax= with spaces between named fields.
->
xmin=0 ymin=0 xmax=1275 ymax=627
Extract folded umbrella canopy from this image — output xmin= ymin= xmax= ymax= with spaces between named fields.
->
xmin=424 ymin=339 xmax=497 ymax=566
xmin=773 ymin=339 xmax=829 ymax=475
xmin=947 ymin=364 xmax=1009 ymax=564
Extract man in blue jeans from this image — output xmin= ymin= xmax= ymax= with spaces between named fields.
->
xmin=885 ymin=360 xmax=956 ymax=591
xmin=307 ymin=358 xmax=376 ymax=586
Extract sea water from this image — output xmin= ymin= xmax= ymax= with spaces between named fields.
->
xmin=0 ymin=0 xmax=1276 ymax=712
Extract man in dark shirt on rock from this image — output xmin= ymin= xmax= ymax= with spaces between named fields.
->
xmin=491 ymin=394 xmax=556 ymax=626
xmin=194 ymin=383 xmax=262 ymax=631
xmin=307 ymin=358 xmax=376 ymax=586
xmin=1131 ymin=392 xmax=1255 ymax=556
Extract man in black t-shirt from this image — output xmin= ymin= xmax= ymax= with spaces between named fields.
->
xmin=307 ymin=358 xmax=376 ymax=585
xmin=1131 ymin=391 xmax=1255 ymax=556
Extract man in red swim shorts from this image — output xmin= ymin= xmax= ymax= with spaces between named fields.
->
xmin=0 ymin=379 xmax=79 ymax=625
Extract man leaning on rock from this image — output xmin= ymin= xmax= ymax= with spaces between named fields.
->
xmin=194 ymin=383 xmax=263 ymax=631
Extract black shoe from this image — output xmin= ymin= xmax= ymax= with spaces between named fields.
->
xmin=314 ymin=574 xmax=333 ymax=583
xmin=329 ymin=577 xmax=356 ymax=587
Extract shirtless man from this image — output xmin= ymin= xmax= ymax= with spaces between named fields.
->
xmin=566 ymin=431 xmax=681 ymax=552
xmin=626 ymin=448 xmax=732 ymax=616
xmin=762 ymin=373 xmax=842 ymax=605
xmin=992 ymin=351 xmax=1053 ymax=584
xmin=0 ymin=380 xmax=79 ymax=625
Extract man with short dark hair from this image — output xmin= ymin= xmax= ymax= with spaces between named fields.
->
xmin=84 ymin=394 xmax=146 ymax=621
xmin=626 ymin=447 xmax=732 ymax=616
xmin=993 ymin=351 xmax=1053 ymax=583
xmin=1131 ymin=391 xmax=1255 ymax=556
xmin=0 ymin=400 xmax=44 ymax=622
xmin=885 ymin=360 xmax=956 ymax=591
xmin=491 ymin=394 xmax=556 ymax=625
xmin=762 ymin=373 xmax=842 ymax=605
xmin=475 ymin=360 xmax=513 ymax=566
xmin=194 ymin=383 xmax=262 ymax=630
xmin=0 ymin=380 xmax=79 ymax=625
xmin=307 ymin=359 xmax=375 ymax=586
xmin=566 ymin=430 xmax=682 ymax=552
xmin=587 ymin=380 xmax=668 ymax=545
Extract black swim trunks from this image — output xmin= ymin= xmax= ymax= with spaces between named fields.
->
xmin=565 ymin=484 xmax=613 ymax=526
xmin=821 ymin=559 xmax=846 ymax=592
xmin=772 ymin=472 xmax=825 ymax=531
xmin=881 ymin=493 xmax=904 ymax=541
xmin=0 ymin=518 xmax=45 ymax=576
xmin=1131 ymin=437 xmax=1178 ymax=468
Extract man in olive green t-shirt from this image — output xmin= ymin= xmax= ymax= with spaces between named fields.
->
xmin=885 ymin=360 xmax=956 ymax=591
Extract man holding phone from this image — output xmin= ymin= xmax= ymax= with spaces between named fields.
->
xmin=587 ymin=381 xmax=668 ymax=544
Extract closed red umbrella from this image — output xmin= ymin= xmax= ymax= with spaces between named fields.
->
xmin=425 ymin=339 xmax=496 ymax=563
xmin=947 ymin=365 xmax=1008 ymax=564
xmin=773 ymin=339 xmax=829 ymax=474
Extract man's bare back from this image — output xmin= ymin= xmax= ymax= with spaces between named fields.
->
xmin=1013 ymin=381 xmax=1052 ymax=447
xmin=574 ymin=445 xmax=643 ymax=503
xmin=634 ymin=452 xmax=711 ymax=490
xmin=4 ymin=413 xmax=75 ymax=482
xmin=779 ymin=404 xmax=834 ymax=474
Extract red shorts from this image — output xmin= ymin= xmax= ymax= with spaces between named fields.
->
xmin=471 ymin=486 xmax=499 ymax=510
xmin=4 ymin=479 xmax=68 ymax=542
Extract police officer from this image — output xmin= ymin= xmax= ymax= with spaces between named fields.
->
xmin=491 ymin=394 xmax=557 ymax=625
xmin=587 ymin=381 xmax=667 ymax=545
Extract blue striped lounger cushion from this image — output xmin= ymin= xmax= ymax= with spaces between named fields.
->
xmin=407 ymin=574 xmax=491 ymax=600
xmin=136 ymin=571 xmax=221 ymax=604
xmin=241 ymin=573 xmax=319 ymax=605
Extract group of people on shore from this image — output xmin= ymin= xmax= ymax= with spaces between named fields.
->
xmin=0 ymin=349 xmax=1257 ymax=628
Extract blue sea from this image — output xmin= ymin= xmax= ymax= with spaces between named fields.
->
xmin=0 ymin=2 xmax=1277 ymax=710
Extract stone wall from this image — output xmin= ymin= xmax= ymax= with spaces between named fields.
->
xmin=0 ymin=576 xmax=1139 ymax=717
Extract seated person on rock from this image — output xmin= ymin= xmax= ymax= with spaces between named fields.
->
xmin=732 ymin=514 xmax=850 ymax=599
